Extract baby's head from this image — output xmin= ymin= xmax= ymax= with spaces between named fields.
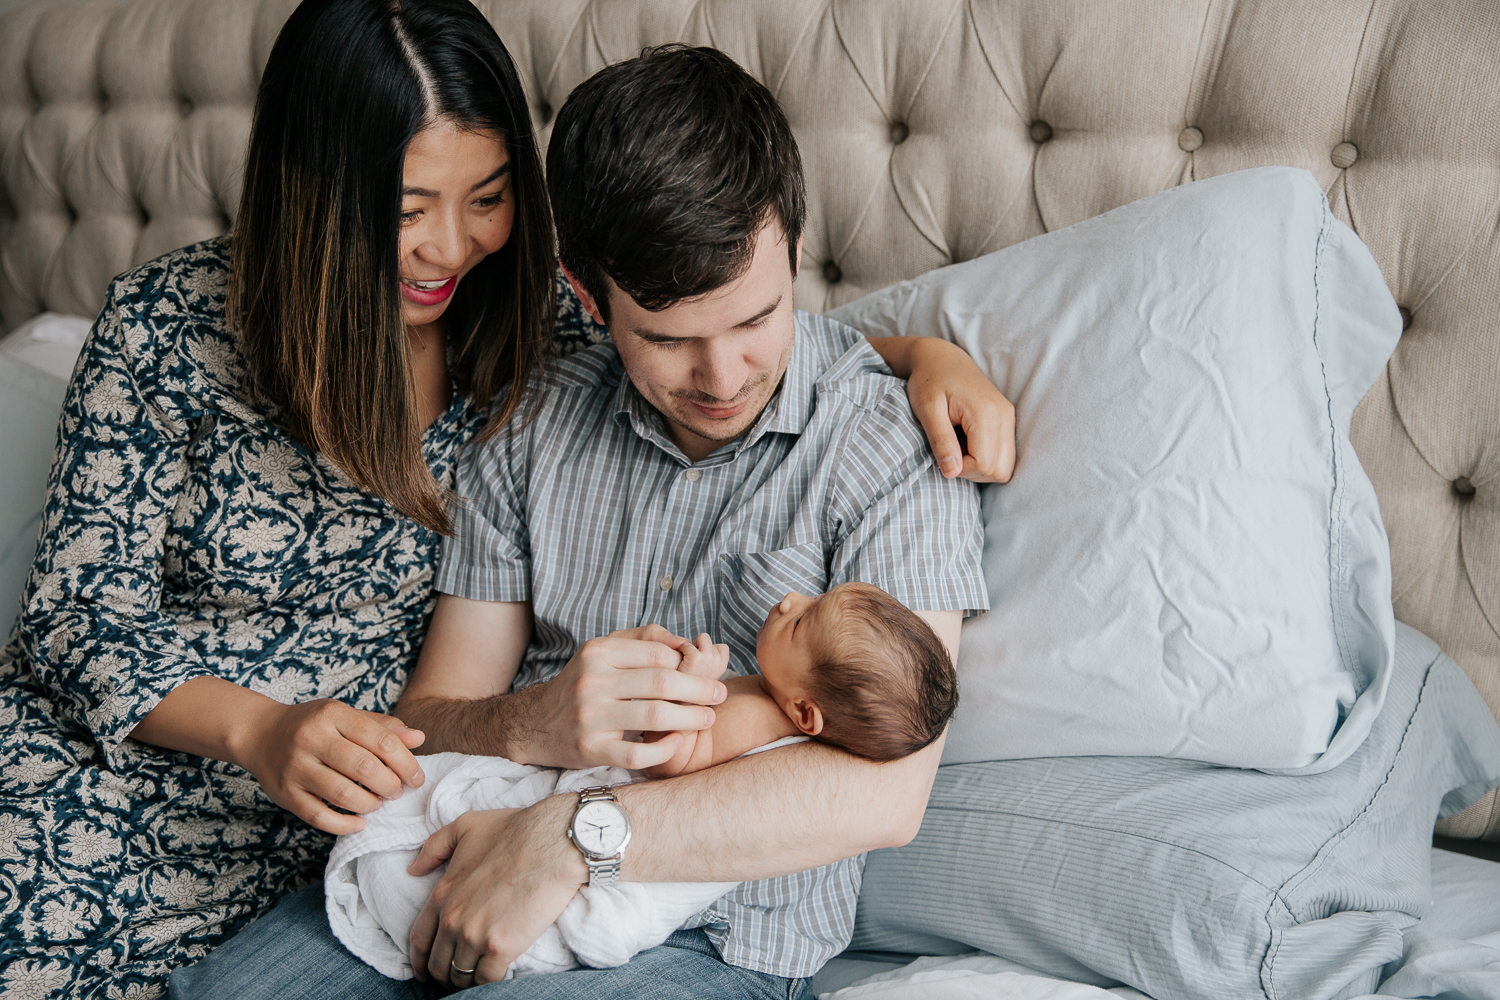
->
xmin=754 ymin=582 xmax=958 ymax=762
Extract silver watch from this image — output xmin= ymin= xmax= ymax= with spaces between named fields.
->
xmin=567 ymin=785 xmax=630 ymax=887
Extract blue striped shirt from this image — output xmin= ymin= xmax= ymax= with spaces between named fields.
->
xmin=436 ymin=311 xmax=987 ymax=978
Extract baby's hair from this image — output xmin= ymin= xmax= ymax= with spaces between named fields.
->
xmin=807 ymin=584 xmax=958 ymax=762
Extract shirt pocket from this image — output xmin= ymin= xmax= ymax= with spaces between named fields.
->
xmin=715 ymin=542 xmax=828 ymax=675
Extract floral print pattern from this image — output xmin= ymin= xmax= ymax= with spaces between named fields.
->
xmin=0 ymin=239 xmax=608 ymax=999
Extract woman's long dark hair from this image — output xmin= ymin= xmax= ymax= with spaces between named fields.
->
xmin=229 ymin=0 xmax=553 ymax=534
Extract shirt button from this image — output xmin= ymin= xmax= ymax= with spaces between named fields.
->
xmin=659 ymin=576 xmax=673 ymax=591
xmin=684 ymin=468 xmax=701 ymax=482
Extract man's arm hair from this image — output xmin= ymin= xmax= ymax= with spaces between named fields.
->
xmin=398 ymin=594 xmax=725 ymax=768
xmin=396 ymin=594 xmax=535 ymax=757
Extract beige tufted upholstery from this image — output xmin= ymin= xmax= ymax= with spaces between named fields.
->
xmin=2 ymin=0 xmax=1498 ymax=836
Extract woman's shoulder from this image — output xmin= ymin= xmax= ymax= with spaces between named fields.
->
xmin=107 ymin=237 xmax=232 ymax=322
xmin=92 ymin=237 xmax=246 ymax=406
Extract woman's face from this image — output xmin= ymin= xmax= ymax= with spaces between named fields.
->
xmin=398 ymin=121 xmax=515 ymax=331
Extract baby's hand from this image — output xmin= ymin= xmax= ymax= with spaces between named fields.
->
xmin=638 ymin=635 xmax=728 ymax=778
xmin=676 ymin=633 xmax=730 ymax=680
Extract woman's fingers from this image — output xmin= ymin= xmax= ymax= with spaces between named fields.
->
xmin=910 ymin=388 xmax=966 ymax=479
xmin=303 ymin=758 xmax=385 ymax=816
xmin=336 ymin=712 xmax=426 ymax=793
xmin=286 ymin=786 xmax=366 ymax=836
xmin=955 ymin=395 xmax=1016 ymax=483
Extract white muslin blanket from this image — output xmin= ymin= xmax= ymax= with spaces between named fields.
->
xmin=325 ymin=751 xmax=739 ymax=980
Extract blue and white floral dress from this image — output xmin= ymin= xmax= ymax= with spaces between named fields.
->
xmin=0 ymin=238 xmax=607 ymax=999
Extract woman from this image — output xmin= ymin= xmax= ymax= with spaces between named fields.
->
xmin=0 ymin=1 xmax=1011 ymax=996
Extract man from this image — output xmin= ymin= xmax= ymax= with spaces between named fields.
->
xmin=178 ymin=45 xmax=996 ymax=1000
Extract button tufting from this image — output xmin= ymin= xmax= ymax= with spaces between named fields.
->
xmin=822 ymin=260 xmax=842 ymax=284
xmin=1028 ymin=120 xmax=1052 ymax=144
xmin=889 ymin=121 xmax=909 ymax=144
xmin=1455 ymin=476 xmax=1476 ymax=498
xmin=1178 ymin=126 xmax=1204 ymax=152
xmin=179 ymin=98 xmax=194 ymax=117
xmin=1331 ymin=142 xmax=1359 ymax=168
xmin=537 ymin=102 xmax=552 ymax=124
xmin=1399 ymin=306 xmax=1413 ymax=331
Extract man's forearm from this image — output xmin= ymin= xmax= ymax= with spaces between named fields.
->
xmin=613 ymin=734 xmax=943 ymax=882
xmin=397 ymin=686 xmax=546 ymax=759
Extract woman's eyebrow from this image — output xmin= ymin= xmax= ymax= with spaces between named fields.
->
xmin=469 ymin=162 xmax=512 ymax=192
xmin=401 ymin=163 xmax=513 ymax=199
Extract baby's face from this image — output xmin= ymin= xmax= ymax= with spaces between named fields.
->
xmin=755 ymin=587 xmax=842 ymax=700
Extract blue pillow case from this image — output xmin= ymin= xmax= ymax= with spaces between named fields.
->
xmin=851 ymin=623 xmax=1500 ymax=1000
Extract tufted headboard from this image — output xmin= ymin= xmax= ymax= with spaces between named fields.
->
xmin=2 ymin=0 xmax=1497 ymax=837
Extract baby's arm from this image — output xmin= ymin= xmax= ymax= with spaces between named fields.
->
xmin=642 ymin=676 xmax=797 ymax=778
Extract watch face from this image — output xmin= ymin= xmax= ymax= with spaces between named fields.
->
xmin=572 ymin=800 xmax=630 ymax=857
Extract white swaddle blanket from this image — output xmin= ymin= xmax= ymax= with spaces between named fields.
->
xmin=325 ymin=752 xmax=740 ymax=979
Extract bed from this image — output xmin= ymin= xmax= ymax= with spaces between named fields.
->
xmin=2 ymin=0 xmax=1497 ymax=998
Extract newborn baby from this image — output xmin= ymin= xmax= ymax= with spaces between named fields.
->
xmin=325 ymin=582 xmax=957 ymax=980
xmin=643 ymin=581 xmax=959 ymax=775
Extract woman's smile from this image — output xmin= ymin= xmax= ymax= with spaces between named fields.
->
xmin=400 ymin=274 xmax=458 ymax=306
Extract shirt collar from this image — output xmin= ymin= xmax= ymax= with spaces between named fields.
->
xmin=610 ymin=317 xmax=818 ymax=464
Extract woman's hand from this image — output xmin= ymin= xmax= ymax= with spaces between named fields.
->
xmin=233 ymin=697 xmax=427 ymax=835
xmin=131 ymin=675 xmax=427 ymax=835
xmin=865 ymin=335 xmax=1017 ymax=482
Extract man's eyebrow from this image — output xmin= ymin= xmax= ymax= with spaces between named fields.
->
xmin=632 ymin=293 xmax=784 ymax=343
xmin=401 ymin=163 xmax=513 ymax=199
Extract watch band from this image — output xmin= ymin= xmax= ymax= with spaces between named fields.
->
xmin=575 ymin=786 xmax=624 ymax=887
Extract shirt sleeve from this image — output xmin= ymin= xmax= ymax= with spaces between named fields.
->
xmin=824 ymin=381 xmax=989 ymax=616
xmin=434 ymin=405 xmax=534 ymax=603
xmin=18 ymin=278 xmax=215 ymax=770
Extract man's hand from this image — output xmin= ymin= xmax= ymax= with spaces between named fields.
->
xmin=406 ymin=796 xmax=584 ymax=987
xmin=234 ymin=698 xmax=427 ymax=835
xmin=515 ymin=624 xmax=729 ymax=770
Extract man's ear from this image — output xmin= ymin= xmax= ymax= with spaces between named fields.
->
xmin=789 ymin=696 xmax=823 ymax=737
xmin=560 ymin=264 xmax=607 ymax=328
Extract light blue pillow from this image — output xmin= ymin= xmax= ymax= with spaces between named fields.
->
xmin=831 ymin=167 xmax=1401 ymax=774
xmin=0 ymin=355 xmax=70 ymax=635
xmin=850 ymin=623 xmax=1500 ymax=1000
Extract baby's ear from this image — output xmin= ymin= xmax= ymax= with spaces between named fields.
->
xmin=791 ymin=697 xmax=824 ymax=737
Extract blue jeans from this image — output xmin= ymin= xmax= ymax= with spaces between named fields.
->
xmin=170 ymin=882 xmax=812 ymax=1000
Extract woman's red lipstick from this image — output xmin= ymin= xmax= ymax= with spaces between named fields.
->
xmin=401 ymin=275 xmax=457 ymax=306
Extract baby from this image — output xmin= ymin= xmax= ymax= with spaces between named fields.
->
xmin=643 ymin=581 xmax=959 ymax=775
xmin=325 ymin=581 xmax=957 ymax=980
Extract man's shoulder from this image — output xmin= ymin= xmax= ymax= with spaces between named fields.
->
xmin=796 ymin=312 xmax=913 ymax=423
xmin=795 ymin=311 xmax=890 ymax=384
xmin=507 ymin=343 xmax=623 ymax=423
xmin=540 ymin=341 xmax=624 ymax=392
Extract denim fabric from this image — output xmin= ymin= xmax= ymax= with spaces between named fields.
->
xmin=171 ymin=883 xmax=812 ymax=1000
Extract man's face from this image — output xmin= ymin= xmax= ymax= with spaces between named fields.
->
xmin=568 ymin=223 xmax=802 ymax=462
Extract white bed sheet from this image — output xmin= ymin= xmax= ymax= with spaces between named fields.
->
xmin=817 ymin=847 xmax=1500 ymax=1000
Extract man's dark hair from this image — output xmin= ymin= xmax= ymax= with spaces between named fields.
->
xmin=809 ymin=584 xmax=959 ymax=762
xmin=547 ymin=44 xmax=806 ymax=323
